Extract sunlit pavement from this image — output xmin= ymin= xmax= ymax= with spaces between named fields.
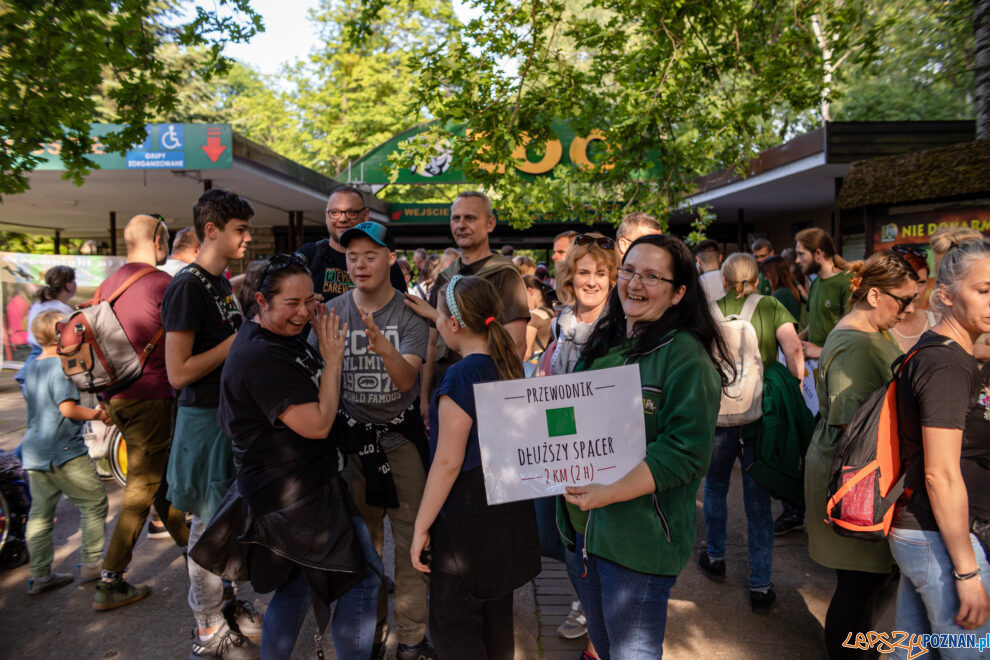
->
xmin=0 ymin=369 xmax=851 ymax=658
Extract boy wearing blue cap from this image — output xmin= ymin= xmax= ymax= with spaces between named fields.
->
xmin=311 ymin=221 xmax=434 ymax=659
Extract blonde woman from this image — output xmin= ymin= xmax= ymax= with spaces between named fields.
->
xmin=699 ymin=253 xmax=803 ymax=613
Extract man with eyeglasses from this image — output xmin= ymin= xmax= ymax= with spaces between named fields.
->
xmin=298 ymin=185 xmax=406 ymax=303
xmin=93 ymin=214 xmax=189 ymax=611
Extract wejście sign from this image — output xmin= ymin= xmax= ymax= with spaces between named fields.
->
xmin=475 ymin=365 xmax=646 ymax=505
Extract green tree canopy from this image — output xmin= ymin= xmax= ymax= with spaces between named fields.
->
xmin=0 ymin=0 xmax=262 ymax=196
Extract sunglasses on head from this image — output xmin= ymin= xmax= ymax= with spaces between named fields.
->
xmin=148 ymin=213 xmax=167 ymax=236
xmin=261 ymin=252 xmax=308 ymax=284
xmin=574 ymin=234 xmax=615 ymax=250
xmin=891 ymin=244 xmax=928 ymax=260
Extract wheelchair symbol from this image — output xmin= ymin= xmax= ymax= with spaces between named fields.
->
xmin=160 ymin=124 xmax=183 ymax=150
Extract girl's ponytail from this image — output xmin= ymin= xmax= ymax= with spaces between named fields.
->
xmin=442 ymin=276 xmax=524 ymax=381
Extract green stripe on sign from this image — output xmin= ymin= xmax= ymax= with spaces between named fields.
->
xmin=545 ymin=406 xmax=577 ymax=437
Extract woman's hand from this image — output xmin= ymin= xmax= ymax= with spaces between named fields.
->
xmin=311 ymin=305 xmax=347 ymax=365
xmin=358 ymin=307 xmax=392 ymax=356
xmin=564 ymin=483 xmax=614 ymax=511
xmin=955 ymin=577 xmax=990 ymax=629
xmin=410 ymin=526 xmax=431 ymax=574
xmin=403 ymin=294 xmax=438 ymax=323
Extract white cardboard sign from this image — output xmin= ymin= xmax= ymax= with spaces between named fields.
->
xmin=474 ymin=364 xmax=647 ymax=505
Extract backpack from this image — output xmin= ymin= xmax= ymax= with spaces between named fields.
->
xmin=711 ymin=295 xmax=764 ymax=427
xmin=824 ymin=337 xmax=951 ymax=541
xmin=55 ymin=265 xmax=163 ymax=394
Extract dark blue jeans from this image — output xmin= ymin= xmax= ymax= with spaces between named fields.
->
xmin=261 ymin=515 xmax=384 ymax=660
xmin=702 ymin=426 xmax=773 ymax=590
xmin=564 ymin=532 xmax=676 ymax=659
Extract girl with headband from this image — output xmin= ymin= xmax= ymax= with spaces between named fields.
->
xmin=410 ymin=274 xmax=540 ymax=658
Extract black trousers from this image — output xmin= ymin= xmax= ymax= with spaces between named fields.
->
xmin=429 ymin=569 xmax=514 ymax=660
xmin=825 ymin=568 xmax=898 ymax=659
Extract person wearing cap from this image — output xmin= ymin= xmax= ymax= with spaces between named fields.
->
xmin=310 ymin=221 xmax=435 ymax=660
xmin=297 ymin=185 xmax=407 ymax=303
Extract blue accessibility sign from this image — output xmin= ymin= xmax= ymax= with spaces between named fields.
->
xmin=159 ymin=124 xmax=184 ymax=150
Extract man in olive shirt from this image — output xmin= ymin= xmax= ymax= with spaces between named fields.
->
xmin=420 ymin=191 xmax=529 ymax=423
xmin=795 ymin=228 xmax=851 ymax=360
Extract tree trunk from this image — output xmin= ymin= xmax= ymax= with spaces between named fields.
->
xmin=976 ymin=0 xmax=990 ymax=140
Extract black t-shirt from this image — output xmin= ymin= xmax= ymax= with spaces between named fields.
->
xmin=894 ymin=331 xmax=990 ymax=529
xmin=161 ymin=265 xmax=242 ymax=408
xmin=218 ymin=321 xmax=337 ymax=513
xmin=298 ymin=238 xmax=407 ymax=302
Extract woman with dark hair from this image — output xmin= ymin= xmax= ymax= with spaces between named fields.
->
xmin=760 ymin=255 xmax=806 ymax=325
xmin=236 ymin=260 xmax=267 ymax=320
xmin=190 ymin=254 xmax=383 ymax=659
xmin=411 ymin=254 xmax=441 ymax=301
xmin=889 ymin=245 xmax=937 ymax=353
xmin=557 ymin=234 xmax=729 ymax=659
xmin=889 ymin=238 xmax=990 ymax=644
xmin=804 ymin=250 xmax=919 ymax=658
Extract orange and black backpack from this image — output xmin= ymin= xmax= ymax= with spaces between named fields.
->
xmin=824 ymin=336 xmax=952 ymax=541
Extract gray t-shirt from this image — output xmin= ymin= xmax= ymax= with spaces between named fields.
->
xmin=315 ymin=289 xmax=429 ymax=449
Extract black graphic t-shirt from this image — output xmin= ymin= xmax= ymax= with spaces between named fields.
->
xmin=219 ymin=322 xmax=336 ymax=508
xmin=161 ymin=265 xmax=242 ymax=408
xmin=298 ymin=239 xmax=407 ymax=301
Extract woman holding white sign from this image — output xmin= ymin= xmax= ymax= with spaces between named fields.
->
xmin=410 ymin=274 xmax=540 ymax=660
xmin=558 ymin=234 xmax=731 ymax=659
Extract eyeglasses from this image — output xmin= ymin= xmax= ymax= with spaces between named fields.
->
xmin=261 ymin=252 xmax=308 ymax=284
xmin=881 ymin=290 xmax=917 ymax=313
xmin=149 ymin=213 xmax=167 ymax=235
xmin=617 ymin=265 xmax=675 ymax=287
xmin=325 ymin=207 xmax=366 ymax=219
xmin=574 ymin=234 xmax=615 ymax=250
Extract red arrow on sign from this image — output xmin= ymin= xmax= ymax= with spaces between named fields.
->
xmin=202 ymin=127 xmax=227 ymax=163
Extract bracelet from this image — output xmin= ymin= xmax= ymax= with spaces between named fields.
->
xmin=952 ymin=567 xmax=981 ymax=581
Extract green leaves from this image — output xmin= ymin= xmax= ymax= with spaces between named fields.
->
xmin=0 ymin=0 xmax=261 ymax=196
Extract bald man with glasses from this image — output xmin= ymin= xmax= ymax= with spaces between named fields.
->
xmin=297 ymin=185 xmax=407 ymax=303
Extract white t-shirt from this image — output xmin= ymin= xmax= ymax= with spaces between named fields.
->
xmin=159 ymin=258 xmax=190 ymax=276
xmin=699 ymin=270 xmax=726 ymax=304
xmin=27 ymin=299 xmax=73 ymax=347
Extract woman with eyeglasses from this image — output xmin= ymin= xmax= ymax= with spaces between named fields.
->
xmin=542 ymin=232 xmax=617 ymax=654
xmin=190 ymin=254 xmax=384 ymax=659
xmin=888 ymin=238 xmax=990 ymax=648
xmin=557 ymin=234 xmax=731 ymax=659
xmin=803 ymin=250 xmax=918 ymax=658
xmin=889 ymin=245 xmax=938 ymax=353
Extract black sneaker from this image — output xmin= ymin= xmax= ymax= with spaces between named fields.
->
xmin=396 ymin=638 xmax=436 ymax=660
xmin=147 ymin=518 xmax=170 ymax=539
xmin=774 ymin=512 xmax=805 ymax=535
xmin=222 ymin=599 xmax=263 ymax=637
xmin=188 ymin=620 xmax=259 ymax=659
xmin=750 ymin=587 xmax=776 ymax=614
xmin=697 ymin=552 xmax=726 ymax=582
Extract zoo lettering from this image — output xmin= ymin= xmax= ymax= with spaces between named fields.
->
xmin=469 ymin=129 xmax=614 ymax=175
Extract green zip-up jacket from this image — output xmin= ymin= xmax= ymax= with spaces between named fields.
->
xmin=556 ymin=329 xmax=721 ymax=576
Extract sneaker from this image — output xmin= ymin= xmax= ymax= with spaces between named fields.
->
xmin=93 ymin=578 xmax=151 ymax=611
xmin=188 ymin=620 xmax=260 ymax=659
xmin=147 ymin=518 xmax=170 ymax=539
xmin=396 ymin=638 xmax=436 ymax=660
xmin=557 ymin=600 xmax=587 ymax=639
xmin=223 ymin=599 xmax=263 ymax=637
xmin=698 ymin=552 xmax=726 ymax=582
xmin=750 ymin=587 xmax=777 ymax=614
xmin=27 ymin=572 xmax=73 ymax=595
xmin=774 ymin=512 xmax=805 ymax=536
xmin=78 ymin=560 xmax=102 ymax=582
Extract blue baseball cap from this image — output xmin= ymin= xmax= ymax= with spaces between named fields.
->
xmin=340 ymin=221 xmax=396 ymax=252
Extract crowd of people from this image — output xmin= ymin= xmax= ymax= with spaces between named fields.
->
xmin=6 ymin=183 xmax=990 ymax=660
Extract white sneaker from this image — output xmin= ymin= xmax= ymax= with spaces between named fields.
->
xmin=557 ymin=600 xmax=587 ymax=639
xmin=27 ymin=572 xmax=73 ymax=595
xmin=78 ymin=560 xmax=102 ymax=582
